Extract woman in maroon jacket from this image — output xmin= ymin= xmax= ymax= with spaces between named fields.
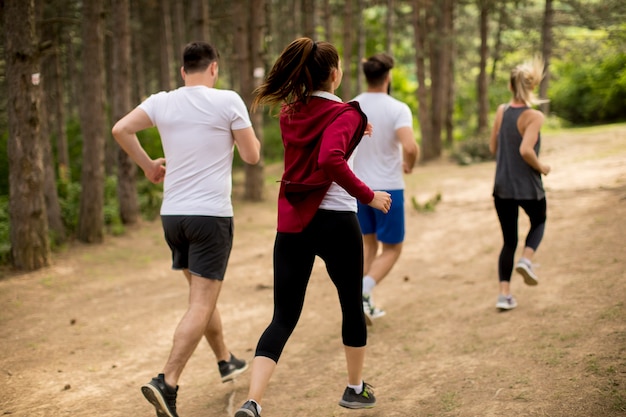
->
xmin=234 ymin=38 xmax=391 ymax=417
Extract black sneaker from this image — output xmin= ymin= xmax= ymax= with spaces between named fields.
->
xmin=141 ymin=373 xmax=178 ymax=417
xmin=218 ymin=353 xmax=249 ymax=383
xmin=338 ymin=381 xmax=376 ymax=409
xmin=235 ymin=400 xmax=261 ymax=417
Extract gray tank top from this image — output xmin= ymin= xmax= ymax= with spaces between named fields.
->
xmin=493 ymin=106 xmax=545 ymax=200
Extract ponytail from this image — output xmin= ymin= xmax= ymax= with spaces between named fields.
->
xmin=252 ymin=38 xmax=339 ymax=112
xmin=509 ymin=55 xmax=549 ymax=107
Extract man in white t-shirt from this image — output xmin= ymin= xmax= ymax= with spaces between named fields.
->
xmin=112 ymin=41 xmax=260 ymax=417
xmin=352 ymin=53 xmax=419 ymax=325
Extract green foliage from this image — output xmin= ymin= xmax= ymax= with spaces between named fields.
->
xmin=57 ymin=175 xmax=127 ymax=237
xmin=103 ymin=176 xmax=124 ymax=236
xmin=65 ymin=117 xmax=83 ymax=182
xmin=411 ymin=192 xmax=442 ymax=213
xmin=136 ymin=178 xmax=163 ymax=221
xmin=57 ymin=177 xmax=81 ymax=234
xmin=137 ymin=126 xmax=164 ymax=159
xmin=262 ymin=116 xmax=284 ymax=163
xmin=450 ymin=135 xmax=494 ymax=165
xmin=550 ymin=52 xmax=626 ymax=124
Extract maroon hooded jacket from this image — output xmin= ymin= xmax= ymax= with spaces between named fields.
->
xmin=277 ymin=96 xmax=375 ymax=233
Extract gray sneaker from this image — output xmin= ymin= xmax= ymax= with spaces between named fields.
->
xmin=141 ymin=373 xmax=178 ymax=417
xmin=235 ymin=400 xmax=261 ymax=417
xmin=496 ymin=294 xmax=518 ymax=310
xmin=338 ymin=381 xmax=376 ymax=409
xmin=515 ymin=260 xmax=539 ymax=286
xmin=219 ymin=353 xmax=248 ymax=383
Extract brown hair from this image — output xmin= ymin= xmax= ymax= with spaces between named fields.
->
xmin=251 ymin=37 xmax=339 ymax=111
xmin=362 ymin=53 xmax=394 ymax=87
xmin=182 ymin=41 xmax=219 ymax=74
xmin=509 ymin=55 xmax=548 ymax=107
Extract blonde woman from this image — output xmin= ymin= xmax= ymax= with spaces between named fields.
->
xmin=489 ymin=56 xmax=550 ymax=310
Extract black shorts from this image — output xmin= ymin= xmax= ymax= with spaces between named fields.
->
xmin=161 ymin=215 xmax=233 ymax=280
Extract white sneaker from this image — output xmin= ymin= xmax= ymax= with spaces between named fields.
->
xmin=496 ymin=294 xmax=518 ymax=310
xmin=362 ymin=294 xmax=386 ymax=325
xmin=515 ymin=260 xmax=539 ymax=286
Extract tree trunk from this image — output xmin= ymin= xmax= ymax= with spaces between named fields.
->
xmin=190 ymin=0 xmax=210 ymax=42
xmin=78 ymin=0 xmax=106 ymax=243
xmin=244 ymin=0 xmax=266 ymax=202
xmin=158 ymin=0 xmax=174 ymax=91
xmin=322 ymin=0 xmax=332 ymax=41
xmin=540 ymin=0 xmax=554 ymax=114
xmin=172 ymin=1 xmax=185 ymax=89
xmin=4 ymin=0 xmax=51 ymax=270
xmin=413 ymin=0 xmax=435 ymax=160
xmin=443 ymin=0 xmax=455 ymax=146
xmin=38 ymin=0 xmax=66 ymax=244
xmin=428 ymin=3 xmax=443 ymax=157
xmin=385 ymin=0 xmax=394 ymax=53
xmin=490 ymin=2 xmax=507 ymax=82
xmin=356 ymin=0 xmax=366 ymax=93
xmin=477 ymin=0 xmax=490 ymax=134
xmin=112 ymin=0 xmax=139 ymax=225
xmin=130 ymin=0 xmax=147 ymax=105
xmin=341 ymin=0 xmax=354 ymax=101
xmin=301 ymin=0 xmax=315 ymax=39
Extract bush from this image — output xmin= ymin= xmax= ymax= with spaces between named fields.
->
xmin=450 ymin=136 xmax=494 ymax=165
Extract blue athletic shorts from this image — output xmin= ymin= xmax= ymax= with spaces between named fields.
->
xmin=357 ymin=189 xmax=405 ymax=244
xmin=161 ymin=215 xmax=233 ymax=280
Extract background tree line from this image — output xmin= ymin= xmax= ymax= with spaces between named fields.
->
xmin=1 ymin=0 xmax=624 ymax=271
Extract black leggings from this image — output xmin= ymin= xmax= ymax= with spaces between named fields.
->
xmin=255 ymin=210 xmax=367 ymax=363
xmin=494 ymin=197 xmax=547 ymax=282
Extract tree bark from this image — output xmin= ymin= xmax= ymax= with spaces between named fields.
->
xmin=428 ymin=2 xmax=443 ymax=157
xmin=385 ymin=0 xmax=394 ymax=53
xmin=130 ymin=0 xmax=146 ymax=105
xmin=413 ymin=0 xmax=435 ymax=160
xmin=4 ymin=0 xmax=51 ymax=270
xmin=38 ymin=0 xmax=66 ymax=244
xmin=301 ymin=0 xmax=315 ymax=39
xmin=158 ymin=0 xmax=174 ymax=91
xmin=341 ymin=0 xmax=354 ymax=101
xmin=443 ymin=0 xmax=455 ymax=146
xmin=477 ymin=0 xmax=490 ymax=134
xmin=190 ymin=0 xmax=210 ymax=42
xmin=356 ymin=0 xmax=366 ymax=93
xmin=244 ymin=0 xmax=266 ymax=202
xmin=78 ymin=0 xmax=106 ymax=243
xmin=540 ymin=0 xmax=554 ymax=114
xmin=322 ymin=0 xmax=332 ymax=41
xmin=112 ymin=0 xmax=140 ymax=225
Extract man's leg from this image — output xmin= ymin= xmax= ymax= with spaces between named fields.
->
xmin=162 ymin=273 xmax=222 ymax=388
xmin=362 ymin=233 xmax=379 ymax=277
xmin=182 ymin=270 xmax=229 ymax=362
xmin=366 ymin=242 xmax=403 ymax=285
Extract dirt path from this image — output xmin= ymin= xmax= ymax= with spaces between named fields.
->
xmin=1 ymin=124 xmax=625 ymax=417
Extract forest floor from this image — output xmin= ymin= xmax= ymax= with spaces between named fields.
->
xmin=1 ymin=124 xmax=625 ymax=417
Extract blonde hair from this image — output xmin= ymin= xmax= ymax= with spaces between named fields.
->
xmin=509 ymin=55 xmax=548 ymax=107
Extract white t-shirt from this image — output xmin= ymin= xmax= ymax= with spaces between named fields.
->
xmin=139 ymin=86 xmax=252 ymax=216
xmin=313 ymin=91 xmax=359 ymax=213
xmin=352 ymin=92 xmax=413 ymax=190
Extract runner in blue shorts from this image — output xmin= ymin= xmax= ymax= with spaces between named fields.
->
xmin=352 ymin=53 xmax=419 ymax=324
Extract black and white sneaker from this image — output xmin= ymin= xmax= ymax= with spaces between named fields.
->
xmin=219 ymin=353 xmax=249 ymax=383
xmin=141 ymin=373 xmax=178 ymax=417
xmin=235 ymin=400 xmax=261 ymax=417
xmin=338 ymin=381 xmax=376 ymax=409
